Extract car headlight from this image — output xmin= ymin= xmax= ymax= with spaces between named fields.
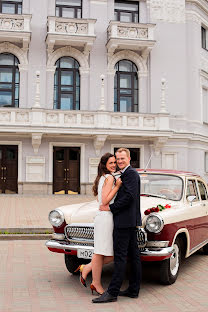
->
xmin=145 ymin=213 xmax=164 ymax=233
xmin=48 ymin=209 xmax=65 ymax=227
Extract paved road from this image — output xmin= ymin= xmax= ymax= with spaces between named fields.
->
xmin=0 ymin=240 xmax=208 ymax=312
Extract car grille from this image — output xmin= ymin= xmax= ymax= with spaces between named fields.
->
xmin=65 ymin=224 xmax=147 ymax=248
xmin=65 ymin=225 xmax=94 ymax=246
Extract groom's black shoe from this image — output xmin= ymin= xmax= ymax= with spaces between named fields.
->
xmin=92 ymin=291 xmax=117 ymax=303
xmin=119 ymin=289 xmax=139 ymax=298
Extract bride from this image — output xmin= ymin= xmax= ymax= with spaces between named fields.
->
xmin=75 ymin=152 xmax=122 ymax=295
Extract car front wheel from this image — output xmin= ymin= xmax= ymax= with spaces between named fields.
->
xmin=65 ymin=255 xmax=82 ymax=275
xmin=159 ymin=238 xmax=181 ymax=285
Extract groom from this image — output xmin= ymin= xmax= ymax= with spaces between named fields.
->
xmin=92 ymin=148 xmax=141 ymax=303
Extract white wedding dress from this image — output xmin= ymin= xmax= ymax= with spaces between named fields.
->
xmin=94 ymin=174 xmax=116 ymax=256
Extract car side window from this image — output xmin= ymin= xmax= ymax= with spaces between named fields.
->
xmin=197 ymin=180 xmax=208 ymax=200
xmin=186 ymin=179 xmax=199 ymax=201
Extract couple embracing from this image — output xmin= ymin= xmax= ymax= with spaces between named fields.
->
xmin=76 ymin=148 xmax=141 ymax=303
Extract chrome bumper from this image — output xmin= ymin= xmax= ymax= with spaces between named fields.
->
xmin=46 ymin=239 xmax=174 ymax=258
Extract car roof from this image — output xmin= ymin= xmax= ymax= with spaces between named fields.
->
xmin=136 ymin=169 xmax=200 ymax=177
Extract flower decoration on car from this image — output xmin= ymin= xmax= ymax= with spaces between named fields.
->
xmin=144 ymin=204 xmax=171 ymax=215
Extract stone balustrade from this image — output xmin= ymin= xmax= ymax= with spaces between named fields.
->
xmin=107 ymin=21 xmax=155 ymax=41
xmin=0 ymin=108 xmax=170 ymax=134
xmin=0 ymin=13 xmax=31 ymax=32
xmin=47 ymin=16 xmax=96 ymax=37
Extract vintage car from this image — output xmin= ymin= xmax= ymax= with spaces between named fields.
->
xmin=46 ymin=169 xmax=208 ymax=285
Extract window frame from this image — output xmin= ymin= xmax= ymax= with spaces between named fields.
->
xmin=54 ymin=57 xmax=80 ymax=111
xmin=186 ymin=179 xmax=199 ymax=202
xmin=0 ymin=0 xmax=22 ymax=14
xmin=114 ymin=60 xmax=138 ymax=113
xmin=56 ymin=0 xmax=82 ymax=18
xmin=197 ymin=180 xmax=208 ymax=201
xmin=114 ymin=0 xmax=139 ymax=23
xmin=201 ymin=26 xmax=208 ymax=51
xmin=0 ymin=53 xmax=19 ymax=108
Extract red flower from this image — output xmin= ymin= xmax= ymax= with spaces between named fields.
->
xmin=144 ymin=209 xmax=151 ymax=215
xmin=154 ymin=207 xmax=160 ymax=212
xmin=165 ymin=204 xmax=171 ymax=209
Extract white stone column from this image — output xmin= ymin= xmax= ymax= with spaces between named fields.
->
xmin=79 ymin=68 xmax=89 ymax=110
xmin=18 ymin=65 xmax=28 ymax=108
xmin=138 ymin=71 xmax=148 ymax=113
xmin=107 ymin=70 xmax=115 ymax=111
xmin=46 ymin=66 xmax=56 ymax=109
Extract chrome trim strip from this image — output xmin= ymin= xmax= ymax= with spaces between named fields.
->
xmin=45 ymin=240 xmax=94 ymax=251
xmin=46 ymin=240 xmax=173 ymax=258
xmin=146 ymin=241 xmax=169 ymax=248
xmin=189 ymin=238 xmax=208 ymax=255
xmin=141 ymin=247 xmax=174 ymax=257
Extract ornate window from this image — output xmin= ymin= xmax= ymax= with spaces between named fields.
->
xmin=0 ymin=53 xmax=19 ymax=108
xmin=56 ymin=0 xmax=82 ymax=18
xmin=114 ymin=0 xmax=139 ymax=23
xmin=54 ymin=56 xmax=80 ymax=110
xmin=114 ymin=60 xmax=138 ymax=112
xmin=0 ymin=0 xmax=22 ymax=14
xmin=201 ymin=26 xmax=208 ymax=50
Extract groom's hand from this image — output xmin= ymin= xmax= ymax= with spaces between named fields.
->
xmin=99 ymin=204 xmax=110 ymax=211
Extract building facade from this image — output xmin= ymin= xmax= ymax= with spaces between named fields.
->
xmin=0 ymin=0 xmax=208 ymax=195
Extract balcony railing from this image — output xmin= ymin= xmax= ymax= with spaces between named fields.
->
xmin=107 ymin=21 xmax=156 ymax=53
xmin=0 ymin=108 xmax=170 ymax=134
xmin=0 ymin=14 xmax=31 ymax=47
xmin=46 ymin=16 xmax=96 ymax=52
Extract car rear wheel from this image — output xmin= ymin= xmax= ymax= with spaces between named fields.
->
xmin=159 ymin=238 xmax=181 ymax=285
xmin=203 ymin=243 xmax=208 ymax=255
xmin=65 ymin=255 xmax=82 ymax=275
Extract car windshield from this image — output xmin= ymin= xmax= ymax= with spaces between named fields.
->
xmin=139 ymin=173 xmax=183 ymax=201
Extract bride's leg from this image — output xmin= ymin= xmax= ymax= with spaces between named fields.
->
xmin=103 ymin=256 xmax=114 ymax=265
xmin=91 ymin=254 xmax=105 ymax=294
xmin=81 ymin=261 xmax=92 ymax=280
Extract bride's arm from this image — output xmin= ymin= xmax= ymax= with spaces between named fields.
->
xmin=102 ymin=175 xmax=122 ymax=205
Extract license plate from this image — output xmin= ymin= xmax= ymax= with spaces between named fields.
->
xmin=77 ymin=248 xmax=93 ymax=259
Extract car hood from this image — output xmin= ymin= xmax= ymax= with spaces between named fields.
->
xmin=55 ymin=196 xmax=179 ymax=225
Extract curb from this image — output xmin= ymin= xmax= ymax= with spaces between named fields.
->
xmin=0 ymin=234 xmax=52 ymax=240
xmin=0 ymin=228 xmax=53 ymax=234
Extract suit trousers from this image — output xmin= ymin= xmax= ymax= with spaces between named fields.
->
xmin=107 ymin=227 xmax=141 ymax=297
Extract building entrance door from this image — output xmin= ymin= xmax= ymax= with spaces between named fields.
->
xmin=0 ymin=145 xmax=18 ymax=194
xmin=53 ymin=147 xmax=80 ymax=194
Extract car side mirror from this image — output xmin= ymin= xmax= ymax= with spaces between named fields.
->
xmin=187 ymin=195 xmax=196 ymax=205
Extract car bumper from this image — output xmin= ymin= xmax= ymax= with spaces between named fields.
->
xmin=46 ymin=239 xmax=174 ymax=261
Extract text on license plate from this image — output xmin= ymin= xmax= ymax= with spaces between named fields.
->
xmin=77 ymin=248 xmax=93 ymax=259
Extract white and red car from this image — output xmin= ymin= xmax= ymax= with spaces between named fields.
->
xmin=46 ymin=169 xmax=208 ymax=284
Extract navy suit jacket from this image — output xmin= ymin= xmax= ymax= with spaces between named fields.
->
xmin=109 ymin=166 xmax=141 ymax=228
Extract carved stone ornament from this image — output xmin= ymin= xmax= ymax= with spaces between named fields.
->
xmin=93 ymin=135 xmax=108 ymax=156
xmin=0 ymin=42 xmax=28 ymax=65
xmin=108 ymin=50 xmax=147 ymax=74
xmin=47 ymin=46 xmax=89 ymax=72
xmin=153 ymin=137 xmax=168 ymax=156
xmin=150 ymin=0 xmax=185 ymax=23
xmin=31 ymin=133 xmax=43 ymax=154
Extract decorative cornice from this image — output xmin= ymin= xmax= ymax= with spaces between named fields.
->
xmin=0 ymin=42 xmax=28 ymax=65
xmin=108 ymin=50 xmax=147 ymax=74
xmin=47 ymin=46 xmax=89 ymax=71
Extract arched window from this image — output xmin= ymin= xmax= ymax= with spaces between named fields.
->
xmin=54 ymin=57 xmax=80 ymax=110
xmin=114 ymin=60 xmax=138 ymax=112
xmin=0 ymin=53 xmax=19 ymax=108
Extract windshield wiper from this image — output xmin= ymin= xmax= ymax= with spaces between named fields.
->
xmin=140 ymin=193 xmax=167 ymax=199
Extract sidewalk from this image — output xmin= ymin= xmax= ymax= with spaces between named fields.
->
xmin=0 ymin=194 xmax=94 ymax=238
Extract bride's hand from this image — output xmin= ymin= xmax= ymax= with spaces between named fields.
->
xmin=115 ymin=178 xmax=122 ymax=188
